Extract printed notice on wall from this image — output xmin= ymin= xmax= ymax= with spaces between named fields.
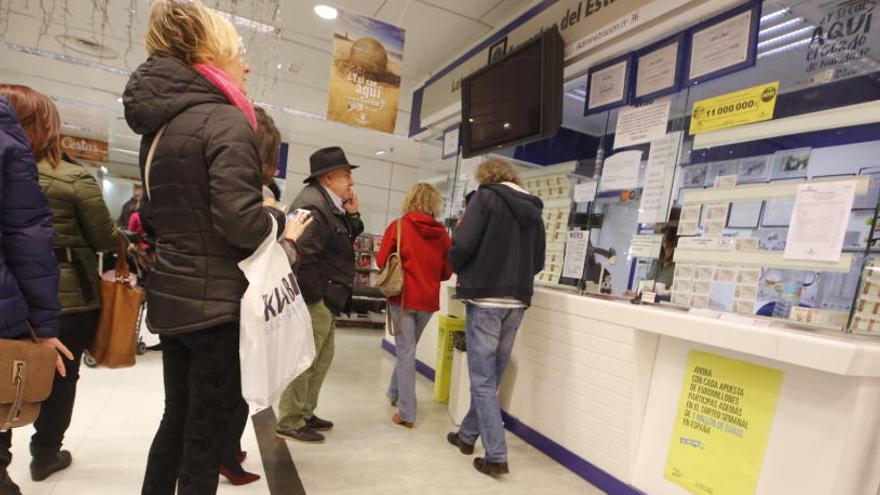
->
xmin=639 ymin=131 xmax=682 ymax=224
xmin=784 ymin=180 xmax=857 ymax=262
xmin=599 ymin=150 xmax=643 ymax=192
xmin=614 ymin=97 xmax=672 ymax=149
xmin=573 ymin=180 xmax=598 ymax=203
xmin=562 ymin=230 xmax=590 ymax=279
xmin=665 ymin=351 xmax=783 ymax=495
xmin=630 ymin=235 xmax=663 ymax=258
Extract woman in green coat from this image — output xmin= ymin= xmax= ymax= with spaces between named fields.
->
xmin=0 ymin=84 xmax=119 ymax=483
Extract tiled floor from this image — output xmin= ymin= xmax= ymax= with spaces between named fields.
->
xmin=285 ymin=328 xmax=603 ymax=495
xmin=4 ymin=327 xmax=605 ymax=494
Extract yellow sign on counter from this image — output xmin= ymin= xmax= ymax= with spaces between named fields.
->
xmin=689 ymin=82 xmax=780 ymax=134
xmin=664 ymin=351 xmax=783 ymax=495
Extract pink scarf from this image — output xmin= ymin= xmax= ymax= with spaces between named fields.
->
xmin=193 ymin=63 xmax=257 ymax=131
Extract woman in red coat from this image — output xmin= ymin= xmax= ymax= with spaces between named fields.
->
xmin=377 ymin=183 xmax=452 ymax=427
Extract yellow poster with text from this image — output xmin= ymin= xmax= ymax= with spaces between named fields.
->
xmin=690 ymin=82 xmax=779 ymax=134
xmin=664 ymin=351 xmax=783 ymax=495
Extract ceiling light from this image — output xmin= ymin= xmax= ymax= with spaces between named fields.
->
xmin=757 ymin=26 xmax=814 ymax=50
xmin=760 ymin=8 xmax=791 ymax=26
xmin=503 ymin=122 xmax=511 ymax=129
xmin=759 ymin=17 xmax=805 ymax=38
xmin=375 ymin=150 xmax=386 ymax=156
xmin=210 ymin=8 xmax=280 ymax=34
xmin=100 ymin=166 xmax=109 ymax=174
xmin=276 ymin=63 xmax=283 ymax=70
xmin=757 ymin=37 xmax=812 ymax=59
xmin=116 ymin=97 xmax=123 ymax=103
xmin=314 ymin=5 xmax=338 ymax=20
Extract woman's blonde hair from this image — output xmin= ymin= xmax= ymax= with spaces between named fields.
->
xmin=401 ymin=183 xmax=443 ymax=217
xmin=145 ymin=0 xmax=242 ymax=65
xmin=475 ymin=158 xmax=522 ymax=186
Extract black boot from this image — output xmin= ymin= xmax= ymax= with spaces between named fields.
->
xmin=0 ymin=469 xmax=20 ymax=495
xmin=30 ymin=446 xmax=72 ymax=481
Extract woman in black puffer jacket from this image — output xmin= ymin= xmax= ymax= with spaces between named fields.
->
xmin=123 ymin=2 xmax=306 ymax=493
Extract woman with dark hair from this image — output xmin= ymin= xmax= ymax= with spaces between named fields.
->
xmin=216 ymin=105 xmax=287 ymax=486
xmin=0 ymin=92 xmax=72 ymax=495
xmin=123 ymin=1 xmax=310 ymax=493
xmin=254 ymin=106 xmax=283 ymax=206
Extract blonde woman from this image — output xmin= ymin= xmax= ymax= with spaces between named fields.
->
xmin=123 ymin=1 xmax=308 ymax=492
xmin=376 ymin=184 xmax=452 ymax=428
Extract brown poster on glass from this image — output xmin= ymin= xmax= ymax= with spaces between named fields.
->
xmin=326 ymin=10 xmax=405 ymax=134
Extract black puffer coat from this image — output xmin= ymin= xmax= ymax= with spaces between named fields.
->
xmin=292 ymin=184 xmax=363 ymax=315
xmin=123 ymin=56 xmax=285 ymax=334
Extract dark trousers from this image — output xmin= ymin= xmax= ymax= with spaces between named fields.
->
xmin=33 ymin=311 xmax=99 ymax=451
xmin=0 ymin=310 xmax=99 ymax=468
xmin=220 ymin=398 xmax=248 ymax=468
xmin=141 ymin=322 xmax=241 ymax=495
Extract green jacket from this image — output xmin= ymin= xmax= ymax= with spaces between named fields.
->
xmin=37 ymin=159 xmax=119 ymax=314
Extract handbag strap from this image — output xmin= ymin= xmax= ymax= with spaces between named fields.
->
xmin=395 ymin=216 xmax=405 ymax=334
xmin=144 ymin=125 xmax=167 ymax=202
xmin=23 ymin=321 xmax=39 ymax=343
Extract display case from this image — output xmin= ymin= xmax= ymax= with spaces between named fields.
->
xmin=444 ymin=0 xmax=880 ymax=335
xmin=566 ymin=0 xmax=880 ymax=334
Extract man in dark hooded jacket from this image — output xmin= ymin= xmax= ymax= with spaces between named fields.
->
xmin=446 ymin=158 xmax=545 ymax=477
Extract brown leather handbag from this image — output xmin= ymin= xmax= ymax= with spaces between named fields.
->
xmin=377 ymin=218 xmax=406 ymax=335
xmin=0 ymin=324 xmax=57 ymax=431
xmin=376 ymin=217 xmax=404 ymax=297
xmin=88 ymin=238 xmax=144 ymax=368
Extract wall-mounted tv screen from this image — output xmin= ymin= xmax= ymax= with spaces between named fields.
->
xmin=461 ymin=27 xmax=563 ymax=158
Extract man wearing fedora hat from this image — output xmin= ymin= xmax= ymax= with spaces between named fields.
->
xmin=276 ymin=146 xmax=363 ymax=444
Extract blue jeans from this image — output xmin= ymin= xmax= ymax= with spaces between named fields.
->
xmin=386 ymin=304 xmax=433 ymax=423
xmin=457 ymin=304 xmax=526 ymax=463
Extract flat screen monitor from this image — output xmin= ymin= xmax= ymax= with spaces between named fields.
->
xmin=461 ymin=28 xmax=563 ymax=158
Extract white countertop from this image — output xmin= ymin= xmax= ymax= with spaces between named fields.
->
xmin=533 ymin=287 xmax=880 ymax=378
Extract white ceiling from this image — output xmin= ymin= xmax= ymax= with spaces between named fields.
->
xmin=0 ymin=0 xmax=530 ymax=179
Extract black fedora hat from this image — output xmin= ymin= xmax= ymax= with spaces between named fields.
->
xmin=304 ymin=146 xmax=358 ymax=183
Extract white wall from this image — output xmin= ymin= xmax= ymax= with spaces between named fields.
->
xmin=278 ymin=145 xmax=422 ymax=235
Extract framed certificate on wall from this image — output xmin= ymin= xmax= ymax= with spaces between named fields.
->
xmin=584 ymin=54 xmax=633 ymax=115
xmin=633 ymin=33 xmax=686 ymax=104
xmin=685 ymin=1 xmax=760 ymax=85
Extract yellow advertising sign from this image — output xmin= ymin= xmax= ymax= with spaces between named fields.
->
xmin=689 ymin=82 xmax=780 ymax=134
xmin=664 ymin=351 xmax=783 ymax=495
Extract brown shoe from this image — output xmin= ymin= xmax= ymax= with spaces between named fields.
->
xmin=275 ymin=426 xmax=325 ymax=444
xmin=474 ymin=457 xmax=509 ymax=476
xmin=446 ymin=432 xmax=474 ymax=455
xmin=392 ymin=413 xmax=413 ymax=429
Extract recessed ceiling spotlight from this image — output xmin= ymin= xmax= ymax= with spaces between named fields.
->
xmin=314 ymin=4 xmax=338 ymax=20
xmin=276 ymin=63 xmax=283 ymax=70
xmin=375 ymin=150 xmax=386 ymax=156
xmin=100 ymin=166 xmax=109 ymax=174
xmin=116 ymin=97 xmax=123 ymax=103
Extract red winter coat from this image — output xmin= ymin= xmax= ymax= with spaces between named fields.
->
xmin=376 ymin=212 xmax=452 ymax=312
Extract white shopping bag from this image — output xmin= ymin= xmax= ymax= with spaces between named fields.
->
xmin=238 ymin=216 xmax=315 ymax=410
